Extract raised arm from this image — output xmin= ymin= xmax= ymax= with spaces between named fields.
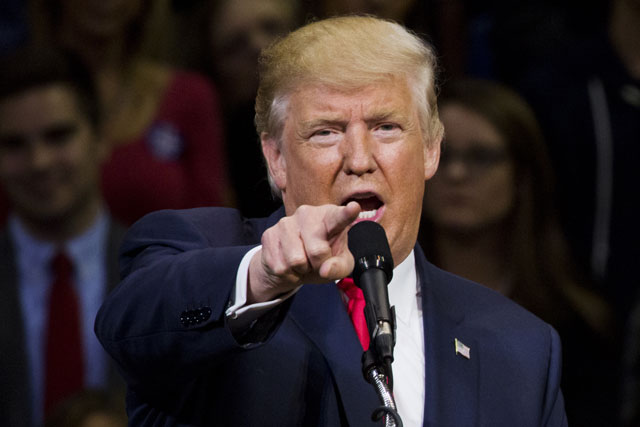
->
xmin=95 ymin=208 xmax=260 ymax=391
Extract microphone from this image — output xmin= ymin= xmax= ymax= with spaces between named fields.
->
xmin=347 ymin=220 xmax=395 ymax=362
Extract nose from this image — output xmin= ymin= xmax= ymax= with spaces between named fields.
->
xmin=342 ymin=124 xmax=377 ymax=176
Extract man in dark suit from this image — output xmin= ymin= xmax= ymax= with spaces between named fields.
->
xmin=96 ymin=16 xmax=567 ymax=426
xmin=0 ymin=46 xmax=125 ymax=427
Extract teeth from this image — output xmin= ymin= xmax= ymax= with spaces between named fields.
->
xmin=358 ymin=210 xmax=377 ymax=219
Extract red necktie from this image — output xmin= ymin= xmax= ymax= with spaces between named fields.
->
xmin=337 ymin=278 xmax=370 ymax=350
xmin=44 ymin=251 xmax=84 ymax=416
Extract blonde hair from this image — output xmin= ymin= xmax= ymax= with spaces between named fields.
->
xmin=255 ymin=15 xmax=443 ymax=196
xmin=256 ymin=15 xmax=442 ymax=143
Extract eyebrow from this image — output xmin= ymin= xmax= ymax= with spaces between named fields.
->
xmin=299 ymin=118 xmax=348 ymax=131
xmin=299 ymin=111 xmax=405 ymax=130
xmin=364 ymin=111 xmax=403 ymax=125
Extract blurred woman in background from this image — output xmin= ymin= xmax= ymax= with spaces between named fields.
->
xmin=421 ymin=78 xmax=619 ymax=426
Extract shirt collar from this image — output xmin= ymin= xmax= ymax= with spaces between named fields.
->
xmin=9 ymin=211 xmax=109 ymax=277
xmin=388 ymin=249 xmax=418 ymax=326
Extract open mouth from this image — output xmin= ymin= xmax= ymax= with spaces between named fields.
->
xmin=343 ymin=195 xmax=384 ymax=221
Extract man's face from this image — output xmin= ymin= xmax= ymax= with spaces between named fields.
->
xmin=0 ymin=85 xmax=105 ymax=225
xmin=263 ymin=77 xmax=440 ymax=264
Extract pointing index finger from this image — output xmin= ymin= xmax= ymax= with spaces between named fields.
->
xmin=324 ymin=201 xmax=361 ymax=238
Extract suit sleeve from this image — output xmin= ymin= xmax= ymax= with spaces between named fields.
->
xmin=94 ymin=209 xmax=270 ymax=392
xmin=543 ymin=325 xmax=569 ymax=427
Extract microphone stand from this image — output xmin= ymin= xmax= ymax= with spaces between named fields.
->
xmin=361 ymin=308 xmax=403 ymax=427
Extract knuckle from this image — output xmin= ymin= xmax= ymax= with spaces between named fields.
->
xmin=271 ymin=264 xmax=288 ymax=277
xmin=260 ymin=231 xmax=271 ymax=247
xmin=306 ymin=242 xmax=330 ymax=262
xmin=286 ymin=252 xmax=309 ymax=271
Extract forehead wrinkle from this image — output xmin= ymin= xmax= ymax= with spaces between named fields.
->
xmin=298 ymin=116 xmax=346 ymax=132
xmin=293 ymin=97 xmax=351 ymax=131
xmin=364 ymin=110 xmax=401 ymax=124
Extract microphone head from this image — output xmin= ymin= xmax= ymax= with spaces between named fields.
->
xmin=347 ymin=221 xmax=394 ymax=284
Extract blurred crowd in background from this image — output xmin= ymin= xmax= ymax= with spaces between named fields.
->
xmin=0 ymin=0 xmax=638 ymax=426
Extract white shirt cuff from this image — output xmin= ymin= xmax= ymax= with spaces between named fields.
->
xmin=225 ymin=245 xmax=300 ymax=331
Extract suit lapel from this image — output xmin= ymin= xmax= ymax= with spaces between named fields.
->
xmin=0 ymin=230 xmax=32 ymax=427
xmin=289 ymin=283 xmax=380 ymax=426
xmin=417 ymin=248 xmax=479 ymax=426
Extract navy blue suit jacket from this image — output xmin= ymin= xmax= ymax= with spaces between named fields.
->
xmin=95 ymin=207 xmax=567 ymax=426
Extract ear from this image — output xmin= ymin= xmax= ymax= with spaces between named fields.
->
xmin=261 ymin=132 xmax=287 ymax=192
xmin=423 ymin=135 xmax=441 ymax=181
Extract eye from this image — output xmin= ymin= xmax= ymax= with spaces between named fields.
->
xmin=373 ymin=122 xmax=402 ymax=138
xmin=44 ymin=124 xmax=77 ymax=147
xmin=308 ymin=128 xmax=341 ymax=145
xmin=468 ymin=147 xmax=507 ymax=167
xmin=312 ymin=129 xmax=333 ymax=137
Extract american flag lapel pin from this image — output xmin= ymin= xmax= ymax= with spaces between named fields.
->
xmin=455 ymin=338 xmax=471 ymax=359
